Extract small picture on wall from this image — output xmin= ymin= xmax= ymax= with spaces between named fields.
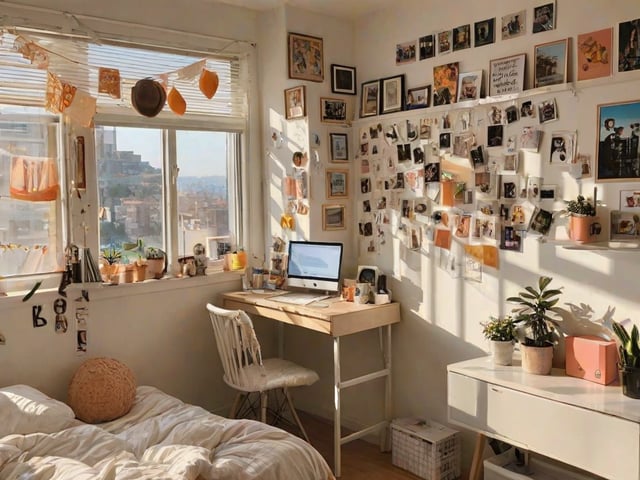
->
xmin=406 ymin=85 xmax=431 ymax=110
xmin=457 ymin=70 xmax=482 ymax=102
xmin=452 ymin=24 xmax=471 ymax=51
xmin=419 ymin=35 xmax=435 ymax=60
xmin=620 ymin=190 xmax=640 ymax=210
xmin=330 ymin=64 xmax=356 ymax=95
xmin=329 ymin=132 xmax=349 ymax=162
xmin=596 ymin=99 xmax=640 ymax=182
xmin=501 ymin=10 xmax=526 ymax=40
xmin=538 ymin=98 xmax=558 ymax=124
xmin=487 ymin=125 xmax=504 ymax=147
xmin=532 ymin=2 xmax=556 ymax=33
xmin=396 ymin=41 xmax=416 ymax=65
xmin=437 ymin=30 xmax=452 ymax=55
xmin=284 ymin=85 xmax=306 ymax=120
xmin=474 ymin=18 xmax=495 ymax=47
xmin=577 ymin=28 xmax=613 ymax=81
xmin=610 ymin=210 xmax=640 ymax=240
xmin=501 ymin=225 xmax=523 ymax=251
xmin=433 ymin=62 xmax=459 ymax=106
xmin=618 ymin=18 xmax=640 ymax=72
xmin=288 ymin=32 xmax=323 ymax=82
xmin=320 ymin=97 xmax=347 ymax=124
xmin=322 ymin=204 xmax=346 ymax=230
xmin=534 ymin=38 xmax=568 ymax=88
xmin=326 ymin=169 xmax=349 ymax=198
xmin=360 ymin=80 xmax=379 ymax=118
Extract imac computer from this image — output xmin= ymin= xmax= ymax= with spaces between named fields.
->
xmin=287 ymin=240 xmax=343 ymax=290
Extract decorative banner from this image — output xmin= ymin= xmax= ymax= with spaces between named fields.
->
xmin=98 ymin=67 xmax=121 ymax=99
xmin=65 ymin=90 xmax=97 ymax=128
xmin=14 ymin=35 xmax=49 ymax=69
xmin=199 ymin=68 xmax=219 ymax=99
xmin=178 ymin=59 xmax=206 ymax=80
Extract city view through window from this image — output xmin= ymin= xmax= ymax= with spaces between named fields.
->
xmin=96 ymin=126 xmax=230 ymax=260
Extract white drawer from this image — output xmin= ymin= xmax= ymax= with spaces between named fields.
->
xmin=448 ymin=372 xmax=639 ymax=480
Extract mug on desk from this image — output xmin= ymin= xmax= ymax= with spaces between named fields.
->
xmin=354 ymin=283 xmax=370 ymax=304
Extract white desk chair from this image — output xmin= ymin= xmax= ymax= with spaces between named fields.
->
xmin=206 ymin=303 xmax=318 ymax=442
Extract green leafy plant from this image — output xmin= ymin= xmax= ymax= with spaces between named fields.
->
xmin=507 ymin=276 xmax=563 ymax=347
xmin=101 ymin=246 xmax=122 ymax=265
xmin=481 ymin=315 xmax=517 ymax=342
xmin=612 ymin=321 xmax=640 ymax=369
xmin=565 ymin=195 xmax=596 ymax=216
xmin=144 ymin=246 xmax=165 ymax=260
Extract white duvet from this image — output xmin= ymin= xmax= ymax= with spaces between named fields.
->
xmin=0 ymin=386 xmax=334 ymax=480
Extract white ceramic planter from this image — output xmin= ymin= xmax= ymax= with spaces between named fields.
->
xmin=490 ymin=340 xmax=514 ymax=366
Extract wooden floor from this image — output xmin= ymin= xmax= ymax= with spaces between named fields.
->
xmin=294 ymin=412 xmax=422 ymax=480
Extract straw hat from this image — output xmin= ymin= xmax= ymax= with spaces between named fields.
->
xmin=131 ymin=78 xmax=166 ymax=117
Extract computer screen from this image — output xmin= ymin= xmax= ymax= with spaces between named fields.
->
xmin=287 ymin=241 xmax=343 ymax=293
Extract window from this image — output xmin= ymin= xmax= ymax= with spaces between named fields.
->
xmin=0 ymin=106 xmax=63 ymax=277
xmin=96 ymin=125 xmax=236 ymax=264
xmin=0 ymin=26 xmax=247 ymax=284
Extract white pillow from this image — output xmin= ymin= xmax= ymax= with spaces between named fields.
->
xmin=0 ymin=385 xmax=76 ymax=437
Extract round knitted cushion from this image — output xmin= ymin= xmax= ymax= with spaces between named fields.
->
xmin=68 ymin=357 xmax=136 ymax=423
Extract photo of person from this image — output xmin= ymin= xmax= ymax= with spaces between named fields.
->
xmin=419 ymin=34 xmax=435 ymax=60
xmin=597 ymin=100 xmax=640 ymax=181
xmin=453 ymin=24 xmax=471 ymax=51
xmin=501 ymin=10 xmax=526 ymax=40
xmin=533 ymin=2 xmax=555 ymax=33
xmin=488 ymin=125 xmax=504 ymax=147
xmin=520 ymin=100 xmax=535 ymax=118
xmin=474 ymin=18 xmax=495 ymax=47
xmin=618 ymin=18 xmax=640 ymax=72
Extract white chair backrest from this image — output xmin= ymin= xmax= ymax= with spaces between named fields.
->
xmin=207 ymin=303 xmax=263 ymax=388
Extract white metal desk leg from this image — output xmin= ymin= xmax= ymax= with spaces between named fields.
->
xmin=381 ymin=324 xmax=392 ymax=451
xmin=333 ymin=336 xmax=341 ymax=477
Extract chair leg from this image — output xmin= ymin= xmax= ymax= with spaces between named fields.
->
xmin=284 ymin=387 xmax=311 ymax=443
xmin=229 ymin=392 xmax=243 ymax=419
xmin=260 ymin=391 xmax=268 ymax=423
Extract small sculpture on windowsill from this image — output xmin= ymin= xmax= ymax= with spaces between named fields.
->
xmin=194 ymin=243 xmax=207 ymax=276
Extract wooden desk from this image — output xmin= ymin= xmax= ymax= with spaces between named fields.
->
xmin=222 ymin=291 xmax=401 ymax=477
xmin=447 ymin=356 xmax=640 ymax=480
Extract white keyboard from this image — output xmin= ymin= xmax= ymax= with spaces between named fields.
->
xmin=271 ymin=292 xmax=330 ymax=305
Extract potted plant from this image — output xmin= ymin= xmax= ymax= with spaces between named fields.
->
xmin=144 ymin=246 xmax=166 ymax=279
xmin=564 ymin=194 xmax=598 ymax=242
xmin=481 ymin=315 xmax=517 ymax=366
xmin=507 ymin=276 xmax=563 ymax=375
xmin=100 ymin=246 xmax=122 ymax=284
xmin=612 ymin=321 xmax=640 ymax=399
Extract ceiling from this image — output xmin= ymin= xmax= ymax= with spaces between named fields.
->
xmin=210 ymin=0 xmax=389 ymax=20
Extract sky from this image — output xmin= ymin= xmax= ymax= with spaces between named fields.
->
xmin=114 ymin=127 xmax=227 ymax=176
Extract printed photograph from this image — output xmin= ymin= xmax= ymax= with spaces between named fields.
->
xmin=534 ymin=39 xmax=568 ymax=87
xmin=452 ymin=24 xmax=471 ymax=51
xmin=474 ymin=18 xmax=495 ymax=47
xmin=532 ymin=2 xmax=556 ymax=33
xmin=433 ymin=62 xmax=459 ymax=105
xmin=596 ymin=100 xmax=640 ymax=182
xmin=618 ymin=18 xmax=640 ymax=72
xmin=577 ymin=28 xmax=612 ymax=81
xmin=396 ymin=41 xmax=416 ymax=65
xmin=437 ymin=30 xmax=452 ymax=55
xmin=419 ymin=35 xmax=435 ymax=60
xmin=501 ymin=10 xmax=526 ymax=40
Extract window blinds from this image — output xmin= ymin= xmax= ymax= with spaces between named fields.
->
xmin=0 ymin=29 xmax=247 ymax=120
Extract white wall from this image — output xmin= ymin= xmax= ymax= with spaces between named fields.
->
xmin=347 ymin=0 xmax=640 ymax=469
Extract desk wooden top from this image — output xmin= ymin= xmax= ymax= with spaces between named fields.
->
xmin=221 ymin=290 xmax=400 ymax=337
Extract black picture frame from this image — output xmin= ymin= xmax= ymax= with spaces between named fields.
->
xmin=380 ymin=74 xmax=405 ymax=115
xmin=406 ymin=85 xmax=431 ymax=110
xmin=331 ymin=64 xmax=356 ymax=95
xmin=360 ymin=79 xmax=380 ymax=118
xmin=329 ymin=132 xmax=349 ymax=162
xmin=474 ymin=18 xmax=495 ymax=47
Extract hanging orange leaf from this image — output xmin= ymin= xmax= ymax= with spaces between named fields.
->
xmin=167 ymin=87 xmax=186 ymax=115
xmin=199 ymin=69 xmax=219 ymax=99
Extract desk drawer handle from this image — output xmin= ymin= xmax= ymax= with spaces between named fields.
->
xmin=490 ymin=387 xmax=502 ymax=393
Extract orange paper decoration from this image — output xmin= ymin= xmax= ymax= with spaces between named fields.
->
xmin=98 ymin=67 xmax=121 ymax=99
xmin=45 ymin=72 xmax=77 ymax=114
xmin=167 ymin=87 xmax=186 ymax=115
xmin=199 ymin=69 xmax=219 ymax=99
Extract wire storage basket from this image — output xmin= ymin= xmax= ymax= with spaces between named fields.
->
xmin=391 ymin=418 xmax=461 ymax=480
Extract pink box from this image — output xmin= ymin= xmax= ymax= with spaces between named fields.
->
xmin=565 ymin=335 xmax=619 ymax=385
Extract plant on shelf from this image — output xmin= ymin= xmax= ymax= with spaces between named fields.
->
xmin=100 ymin=246 xmax=122 ymax=284
xmin=612 ymin=320 xmax=640 ymax=399
xmin=481 ymin=315 xmax=517 ymax=342
xmin=100 ymin=246 xmax=122 ymax=265
xmin=565 ymin=195 xmax=596 ymax=217
xmin=507 ymin=276 xmax=563 ymax=375
xmin=481 ymin=315 xmax=517 ymax=366
xmin=144 ymin=246 xmax=166 ymax=279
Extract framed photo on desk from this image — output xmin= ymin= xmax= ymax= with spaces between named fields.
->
xmin=357 ymin=265 xmax=380 ymax=289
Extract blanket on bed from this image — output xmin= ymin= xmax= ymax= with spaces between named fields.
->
xmin=0 ymin=386 xmax=334 ymax=480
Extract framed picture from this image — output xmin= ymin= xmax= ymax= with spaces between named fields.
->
xmin=322 ymin=204 xmax=346 ymax=230
xmin=437 ymin=30 xmax=452 ymax=55
xmin=406 ymin=85 xmax=431 ymax=110
xmin=489 ymin=53 xmax=525 ymax=96
xmin=538 ymin=98 xmax=558 ymax=123
xmin=284 ymin=85 xmax=305 ymax=120
xmin=577 ymin=28 xmax=613 ymax=81
xmin=326 ymin=169 xmax=349 ymax=198
xmin=288 ymin=32 xmax=324 ymax=82
xmin=433 ymin=62 xmax=459 ymax=105
xmin=501 ymin=10 xmax=525 ymax=40
xmin=380 ymin=74 xmax=404 ymax=114
xmin=619 ymin=19 xmax=640 ymax=72
xmin=320 ymin=97 xmax=347 ymax=124
xmin=452 ymin=24 xmax=471 ymax=51
xmin=419 ymin=35 xmax=435 ymax=60
xmin=610 ymin=210 xmax=640 ymax=240
xmin=360 ymin=80 xmax=379 ymax=118
xmin=457 ymin=70 xmax=482 ymax=102
xmin=534 ymin=38 xmax=568 ymax=88
xmin=474 ymin=18 xmax=495 ymax=47
xmin=532 ymin=2 xmax=556 ymax=33
xmin=396 ymin=41 xmax=416 ymax=65
xmin=329 ymin=132 xmax=349 ymax=162
xmin=596 ymin=100 xmax=640 ymax=182
xmin=620 ymin=189 xmax=640 ymax=210
xmin=331 ymin=64 xmax=356 ymax=95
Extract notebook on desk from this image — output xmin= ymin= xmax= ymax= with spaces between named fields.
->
xmin=270 ymin=291 xmax=331 ymax=305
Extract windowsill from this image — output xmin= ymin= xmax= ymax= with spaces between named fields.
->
xmin=0 ymin=269 xmax=244 ymax=309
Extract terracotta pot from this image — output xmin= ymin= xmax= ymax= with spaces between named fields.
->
xmin=146 ymin=258 xmax=165 ymax=279
xmin=133 ymin=264 xmax=147 ymax=282
xmin=490 ymin=340 xmax=514 ymax=366
xmin=521 ymin=344 xmax=553 ymax=375
xmin=568 ymin=215 xmax=600 ymax=243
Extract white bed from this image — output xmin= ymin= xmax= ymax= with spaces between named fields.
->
xmin=0 ymin=385 xmax=334 ymax=480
